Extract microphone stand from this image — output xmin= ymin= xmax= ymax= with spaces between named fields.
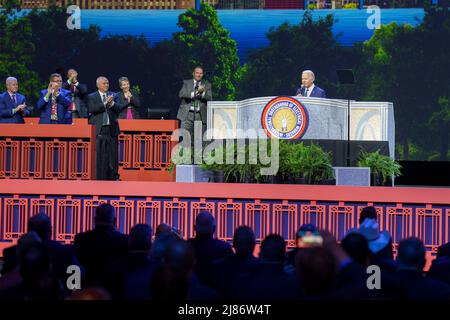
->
xmin=336 ymin=69 xmax=355 ymax=167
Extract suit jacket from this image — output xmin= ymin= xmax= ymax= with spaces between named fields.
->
xmin=116 ymin=91 xmax=141 ymax=119
xmin=428 ymin=256 xmax=450 ymax=286
xmin=177 ymin=79 xmax=212 ymax=124
xmin=211 ymin=254 xmax=261 ymax=299
xmin=1 ymin=241 xmax=79 ymax=286
xmin=87 ymin=91 xmax=122 ymax=137
xmin=36 ymin=88 xmax=72 ymax=124
xmin=1 ymin=245 xmax=18 ymax=275
xmin=295 ymin=85 xmax=327 ymax=98
xmin=62 ymin=81 xmax=88 ymax=118
xmin=397 ymin=269 xmax=450 ymax=299
xmin=105 ymin=251 xmax=155 ymax=300
xmin=0 ymin=92 xmax=30 ymax=123
xmin=74 ymin=225 xmax=129 ymax=287
xmin=188 ymin=234 xmax=233 ymax=285
xmin=237 ymin=262 xmax=301 ymax=300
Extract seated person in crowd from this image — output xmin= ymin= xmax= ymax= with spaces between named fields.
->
xmin=286 ymin=224 xmax=322 ymax=273
xmin=74 ymin=204 xmax=129 ymax=287
xmin=0 ymin=77 xmax=30 ymax=123
xmin=2 ymin=213 xmax=78 ymax=289
xmin=396 ymin=237 xmax=450 ymax=299
xmin=188 ymin=211 xmax=233 ymax=285
xmin=210 ymin=226 xmax=260 ymax=298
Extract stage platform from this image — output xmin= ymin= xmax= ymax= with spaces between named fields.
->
xmin=1 ymin=180 xmax=449 ymax=269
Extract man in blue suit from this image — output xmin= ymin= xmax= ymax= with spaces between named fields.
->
xmin=36 ymin=73 xmax=72 ymax=124
xmin=295 ymin=70 xmax=327 ymax=98
xmin=0 ymin=77 xmax=30 ymax=123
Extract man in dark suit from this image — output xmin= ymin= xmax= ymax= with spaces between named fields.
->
xmin=188 ymin=211 xmax=233 ymax=285
xmin=62 ymin=68 xmax=88 ymax=121
xmin=105 ymin=224 xmax=155 ymax=300
xmin=0 ymin=77 xmax=30 ymax=123
xmin=211 ymin=226 xmax=260 ymax=298
xmin=295 ymin=70 xmax=327 ymax=98
xmin=74 ymin=203 xmax=129 ymax=287
xmin=239 ymin=234 xmax=300 ymax=300
xmin=396 ymin=237 xmax=450 ymax=299
xmin=36 ymin=73 xmax=72 ymax=124
xmin=177 ymin=66 xmax=212 ymax=147
xmin=87 ymin=76 xmax=123 ymax=181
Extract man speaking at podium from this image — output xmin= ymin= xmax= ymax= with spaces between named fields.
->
xmin=295 ymin=70 xmax=326 ymax=98
xmin=177 ymin=66 xmax=212 ymax=146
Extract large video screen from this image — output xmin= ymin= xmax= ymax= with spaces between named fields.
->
xmin=0 ymin=0 xmax=449 ymax=161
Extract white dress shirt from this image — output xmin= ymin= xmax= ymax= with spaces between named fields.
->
xmin=190 ymin=79 xmax=206 ymax=98
xmin=304 ymin=84 xmax=315 ymax=97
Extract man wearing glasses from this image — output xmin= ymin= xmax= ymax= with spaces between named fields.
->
xmin=36 ymin=73 xmax=72 ymax=124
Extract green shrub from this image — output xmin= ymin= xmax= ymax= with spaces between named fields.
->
xmin=357 ymin=150 xmax=402 ymax=184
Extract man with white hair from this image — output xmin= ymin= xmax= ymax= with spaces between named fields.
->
xmin=0 ymin=77 xmax=30 ymax=123
xmin=87 ymin=76 xmax=123 ymax=180
xmin=295 ymin=70 xmax=327 ymax=98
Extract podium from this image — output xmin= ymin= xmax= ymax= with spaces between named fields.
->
xmin=207 ymin=96 xmax=395 ymax=158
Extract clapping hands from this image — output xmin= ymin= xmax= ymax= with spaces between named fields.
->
xmin=124 ymin=91 xmax=132 ymax=103
xmin=106 ymin=95 xmax=114 ymax=106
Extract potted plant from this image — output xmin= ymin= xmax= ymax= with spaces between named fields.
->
xmin=201 ymin=146 xmax=229 ymax=183
xmin=167 ymin=146 xmax=192 ymax=174
xmin=357 ymin=150 xmax=402 ymax=186
xmin=223 ymin=144 xmax=257 ymax=183
xmin=287 ymin=142 xmax=308 ymax=184
xmin=276 ymin=140 xmax=305 ymax=184
xmin=301 ymin=143 xmax=335 ymax=185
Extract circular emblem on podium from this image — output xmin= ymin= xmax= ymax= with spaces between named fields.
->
xmin=261 ymin=96 xmax=309 ymax=139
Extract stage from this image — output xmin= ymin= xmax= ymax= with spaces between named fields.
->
xmin=0 ymin=179 xmax=449 ymax=270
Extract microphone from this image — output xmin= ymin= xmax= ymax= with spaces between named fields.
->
xmin=299 ymin=85 xmax=305 ymax=96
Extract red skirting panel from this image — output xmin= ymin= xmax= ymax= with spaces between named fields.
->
xmin=1 ymin=180 xmax=450 ymax=271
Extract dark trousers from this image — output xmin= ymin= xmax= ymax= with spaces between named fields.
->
xmin=180 ymin=111 xmax=206 ymax=148
xmin=96 ymin=126 xmax=119 ymax=180
xmin=71 ymin=110 xmax=81 ymax=118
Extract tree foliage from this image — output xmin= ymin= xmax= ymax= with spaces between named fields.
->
xmin=0 ymin=7 xmax=40 ymax=101
xmin=237 ymin=12 xmax=344 ymax=99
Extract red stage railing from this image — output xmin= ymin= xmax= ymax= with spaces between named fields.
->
xmin=117 ymin=119 xmax=177 ymax=181
xmin=0 ymin=180 xmax=449 ymax=270
xmin=0 ymin=118 xmax=177 ymax=182
xmin=1 ymin=118 xmax=96 ymax=180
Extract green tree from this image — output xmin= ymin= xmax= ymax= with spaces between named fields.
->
xmin=173 ymin=3 xmax=242 ymax=101
xmin=358 ymin=7 xmax=450 ymax=160
xmin=147 ymin=3 xmax=242 ymax=117
xmin=428 ymin=96 xmax=450 ymax=160
xmin=26 ymin=6 xmax=102 ymax=83
xmin=419 ymin=6 xmax=450 ymax=160
xmin=0 ymin=7 xmax=40 ymax=102
xmin=237 ymin=11 xmax=346 ymax=99
xmin=357 ymin=22 xmax=426 ymax=160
